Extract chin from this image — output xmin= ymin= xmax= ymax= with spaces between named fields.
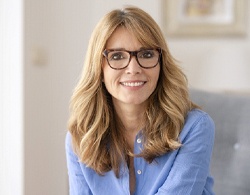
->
xmin=125 ymin=98 xmax=148 ymax=105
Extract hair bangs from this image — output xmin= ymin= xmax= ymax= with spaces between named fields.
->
xmin=121 ymin=18 xmax=159 ymax=49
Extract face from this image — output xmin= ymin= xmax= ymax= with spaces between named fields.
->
xmin=102 ymin=27 xmax=160 ymax=109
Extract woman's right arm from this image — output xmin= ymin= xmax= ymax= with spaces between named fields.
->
xmin=65 ymin=132 xmax=92 ymax=195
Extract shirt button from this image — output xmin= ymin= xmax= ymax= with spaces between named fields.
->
xmin=137 ymin=170 xmax=142 ymax=175
xmin=137 ymin=138 xmax=141 ymax=143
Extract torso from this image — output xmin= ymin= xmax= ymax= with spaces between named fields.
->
xmin=120 ymin=116 xmax=143 ymax=194
xmin=124 ymin=130 xmax=138 ymax=194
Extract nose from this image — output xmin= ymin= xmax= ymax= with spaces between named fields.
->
xmin=125 ymin=56 xmax=142 ymax=75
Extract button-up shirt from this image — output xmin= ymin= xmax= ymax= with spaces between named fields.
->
xmin=65 ymin=109 xmax=215 ymax=195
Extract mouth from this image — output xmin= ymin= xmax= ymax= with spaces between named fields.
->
xmin=120 ymin=81 xmax=146 ymax=87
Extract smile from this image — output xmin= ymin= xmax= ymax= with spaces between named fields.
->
xmin=121 ymin=81 xmax=145 ymax=87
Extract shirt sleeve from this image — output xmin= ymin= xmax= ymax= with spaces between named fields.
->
xmin=65 ymin=132 xmax=92 ymax=195
xmin=155 ymin=112 xmax=215 ymax=195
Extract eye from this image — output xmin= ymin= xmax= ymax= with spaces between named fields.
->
xmin=109 ymin=51 xmax=126 ymax=61
xmin=138 ymin=50 xmax=155 ymax=59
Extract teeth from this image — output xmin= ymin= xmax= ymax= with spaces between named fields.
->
xmin=122 ymin=82 xmax=144 ymax=87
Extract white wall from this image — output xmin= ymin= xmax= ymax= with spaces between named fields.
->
xmin=168 ymin=35 xmax=250 ymax=92
xmin=166 ymin=2 xmax=250 ymax=92
xmin=0 ymin=0 xmax=24 ymax=195
xmin=2 ymin=0 xmax=249 ymax=195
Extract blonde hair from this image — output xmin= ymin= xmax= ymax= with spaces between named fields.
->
xmin=68 ymin=6 xmax=197 ymax=177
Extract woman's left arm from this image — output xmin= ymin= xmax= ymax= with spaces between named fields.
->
xmin=156 ymin=112 xmax=215 ymax=195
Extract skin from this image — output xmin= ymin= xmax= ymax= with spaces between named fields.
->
xmin=102 ymin=26 xmax=160 ymax=136
xmin=102 ymin=26 xmax=160 ymax=193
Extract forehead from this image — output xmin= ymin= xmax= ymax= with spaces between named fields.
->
xmin=105 ymin=26 xmax=142 ymax=50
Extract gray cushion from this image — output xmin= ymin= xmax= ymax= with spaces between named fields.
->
xmin=190 ymin=89 xmax=250 ymax=195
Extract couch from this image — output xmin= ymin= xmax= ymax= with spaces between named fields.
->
xmin=190 ymin=89 xmax=250 ymax=195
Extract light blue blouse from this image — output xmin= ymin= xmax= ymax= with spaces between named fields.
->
xmin=65 ymin=109 xmax=215 ymax=195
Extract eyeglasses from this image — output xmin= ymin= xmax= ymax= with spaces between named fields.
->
xmin=103 ymin=48 xmax=161 ymax=70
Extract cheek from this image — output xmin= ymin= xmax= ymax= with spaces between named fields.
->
xmin=152 ymin=68 xmax=160 ymax=85
xmin=102 ymin=65 xmax=119 ymax=87
xmin=102 ymin=64 xmax=110 ymax=81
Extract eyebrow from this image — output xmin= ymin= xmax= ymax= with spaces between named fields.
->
xmin=107 ymin=47 xmax=125 ymax=50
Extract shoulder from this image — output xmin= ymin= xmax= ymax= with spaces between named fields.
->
xmin=185 ymin=109 xmax=214 ymax=128
xmin=65 ymin=131 xmax=72 ymax=147
xmin=65 ymin=132 xmax=76 ymax=157
xmin=179 ymin=109 xmax=215 ymax=144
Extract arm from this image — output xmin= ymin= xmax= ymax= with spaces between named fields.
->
xmin=156 ymin=112 xmax=215 ymax=195
xmin=65 ymin=132 xmax=92 ymax=195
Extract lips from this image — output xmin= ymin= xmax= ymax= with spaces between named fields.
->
xmin=120 ymin=81 xmax=145 ymax=87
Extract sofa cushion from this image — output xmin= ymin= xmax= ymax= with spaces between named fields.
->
xmin=190 ymin=89 xmax=250 ymax=195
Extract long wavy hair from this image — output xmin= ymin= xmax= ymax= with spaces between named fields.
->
xmin=68 ymin=6 xmax=197 ymax=177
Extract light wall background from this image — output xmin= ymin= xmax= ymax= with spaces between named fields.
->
xmin=1 ymin=0 xmax=249 ymax=195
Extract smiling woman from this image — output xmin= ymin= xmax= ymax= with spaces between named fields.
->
xmin=66 ymin=6 xmax=215 ymax=195
xmin=102 ymin=26 xmax=160 ymax=107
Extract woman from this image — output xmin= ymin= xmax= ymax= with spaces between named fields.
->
xmin=66 ymin=6 xmax=215 ymax=195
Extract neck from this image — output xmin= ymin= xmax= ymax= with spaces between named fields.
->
xmin=113 ymin=101 xmax=145 ymax=133
xmin=112 ymin=100 xmax=147 ymax=151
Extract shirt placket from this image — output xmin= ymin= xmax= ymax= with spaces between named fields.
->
xmin=133 ymin=133 xmax=144 ymax=194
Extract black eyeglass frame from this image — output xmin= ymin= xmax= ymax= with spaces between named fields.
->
xmin=102 ymin=48 xmax=162 ymax=70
